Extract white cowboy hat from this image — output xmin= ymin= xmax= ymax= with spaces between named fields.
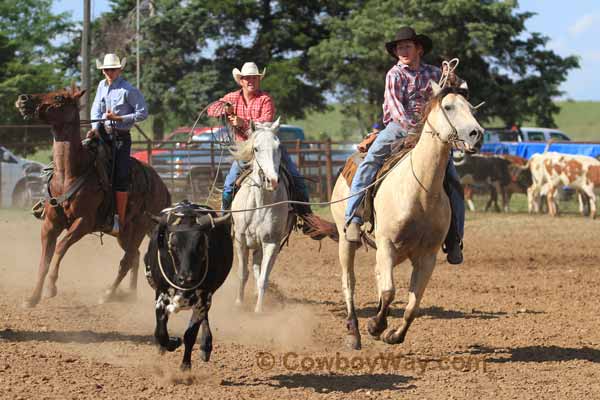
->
xmin=232 ymin=62 xmax=266 ymax=85
xmin=96 ymin=53 xmax=127 ymax=70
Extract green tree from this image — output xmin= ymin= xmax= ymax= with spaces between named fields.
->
xmin=96 ymin=0 xmax=356 ymax=139
xmin=309 ymin=0 xmax=579 ymax=135
xmin=0 ymin=0 xmax=73 ymax=154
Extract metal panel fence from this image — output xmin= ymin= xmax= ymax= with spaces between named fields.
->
xmin=129 ymin=139 xmax=354 ymax=203
xmin=1 ymin=134 xmax=355 ymax=206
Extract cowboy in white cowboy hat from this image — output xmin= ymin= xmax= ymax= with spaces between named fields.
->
xmin=344 ymin=26 xmax=466 ymax=264
xmin=206 ymin=62 xmax=336 ymax=240
xmin=90 ymin=53 xmax=148 ymax=235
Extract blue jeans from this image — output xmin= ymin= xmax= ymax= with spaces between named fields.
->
xmin=345 ymin=121 xmax=406 ymax=225
xmin=445 ymin=160 xmax=464 ymax=240
xmin=223 ymin=147 xmax=308 ymax=198
xmin=344 ymin=122 xmax=464 ymax=241
xmin=113 ymin=131 xmax=131 ymax=192
xmin=223 ymin=160 xmax=243 ymax=198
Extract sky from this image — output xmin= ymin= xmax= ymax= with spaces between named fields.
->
xmin=52 ymin=0 xmax=600 ymax=101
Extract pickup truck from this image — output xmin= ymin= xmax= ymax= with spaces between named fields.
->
xmin=0 ymin=146 xmax=45 ymax=208
xmin=484 ymin=127 xmax=572 ymax=143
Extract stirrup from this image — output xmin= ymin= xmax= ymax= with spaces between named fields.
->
xmin=31 ymin=200 xmax=45 ymax=220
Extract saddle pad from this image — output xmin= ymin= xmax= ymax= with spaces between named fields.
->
xmin=339 ymin=133 xmax=420 ymax=233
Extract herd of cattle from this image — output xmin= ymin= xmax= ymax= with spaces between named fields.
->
xmin=454 ymin=151 xmax=600 ymax=218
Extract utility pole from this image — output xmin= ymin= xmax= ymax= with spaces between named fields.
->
xmin=80 ymin=0 xmax=91 ymax=122
xmin=136 ymin=0 xmax=140 ymax=89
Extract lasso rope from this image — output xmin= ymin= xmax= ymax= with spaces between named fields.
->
xmin=439 ymin=58 xmax=460 ymax=88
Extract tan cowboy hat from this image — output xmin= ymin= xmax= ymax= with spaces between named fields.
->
xmin=232 ymin=62 xmax=266 ymax=85
xmin=96 ymin=53 xmax=127 ymax=70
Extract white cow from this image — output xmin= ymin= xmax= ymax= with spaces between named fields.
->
xmin=528 ymin=152 xmax=600 ymax=218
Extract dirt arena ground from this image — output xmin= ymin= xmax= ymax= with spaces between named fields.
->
xmin=1 ymin=209 xmax=599 ymax=399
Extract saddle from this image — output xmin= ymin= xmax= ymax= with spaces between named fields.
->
xmin=233 ymin=162 xmax=297 ymax=249
xmin=340 ymin=133 xmax=420 ymax=232
xmin=32 ymin=131 xmax=151 ymax=233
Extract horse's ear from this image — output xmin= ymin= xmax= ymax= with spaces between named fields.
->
xmin=271 ymin=116 xmax=281 ymax=131
xmin=459 ymin=81 xmax=468 ymax=90
xmin=249 ymin=120 xmax=256 ymax=132
xmin=74 ymin=90 xmax=86 ymax=100
xmin=430 ymin=80 xmax=442 ymax=96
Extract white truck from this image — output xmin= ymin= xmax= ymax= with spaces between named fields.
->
xmin=0 ymin=146 xmax=45 ymax=208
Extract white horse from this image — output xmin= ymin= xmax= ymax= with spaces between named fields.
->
xmin=232 ymin=118 xmax=294 ymax=313
xmin=330 ymin=81 xmax=483 ymax=349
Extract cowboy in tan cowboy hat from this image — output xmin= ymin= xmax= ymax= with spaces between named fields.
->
xmin=90 ymin=53 xmax=148 ymax=235
xmin=206 ymin=61 xmax=337 ymax=240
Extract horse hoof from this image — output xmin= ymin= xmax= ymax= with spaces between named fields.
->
xmin=180 ymin=362 xmax=191 ymax=371
xmin=367 ymin=317 xmax=387 ymax=339
xmin=344 ymin=334 xmax=361 ymax=350
xmin=381 ymin=328 xmax=405 ymax=345
xmin=22 ymin=297 xmax=40 ymax=309
xmin=235 ymin=298 xmax=243 ymax=307
xmin=45 ymin=286 xmax=57 ymax=299
xmin=167 ymin=337 xmax=182 ymax=352
xmin=199 ymin=350 xmax=211 ymax=362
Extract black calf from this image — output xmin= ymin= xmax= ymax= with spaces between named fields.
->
xmin=144 ymin=200 xmax=233 ymax=370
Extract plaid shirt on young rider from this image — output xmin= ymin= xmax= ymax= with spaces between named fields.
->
xmin=207 ymin=89 xmax=275 ymax=141
xmin=382 ymin=62 xmax=442 ymax=132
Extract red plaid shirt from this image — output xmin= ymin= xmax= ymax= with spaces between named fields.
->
xmin=382 ymin=62 xmax=441 ymax=131
xmin=207 ymin=89 xmax=275 ymax=140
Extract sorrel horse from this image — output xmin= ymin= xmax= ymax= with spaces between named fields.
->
xmin=330 ymin=81 xmax=483 ymax=349
xmin=15 ymin=87 xmax=171 ymax=307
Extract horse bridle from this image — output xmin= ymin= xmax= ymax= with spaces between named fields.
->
xmin=18 ymin=94 xmax=106 ymax=126
xmin=156 ymin=214 xmax=214 ymax=292
xmin=248 ymin=138 xmax=281 ymax=189
xmin=410 ymin=88 xmax=476 ymax=193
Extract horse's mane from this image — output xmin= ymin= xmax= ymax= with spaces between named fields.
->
xmin=420 ymin=86 xmax=469 ymax=125
xmin=39 ymin=86 xmax=80 ymax=105
xmin=230 ymin=134 xmax=255 ymax=162
xmin=230 ymin=122 xmax=281 ymax=162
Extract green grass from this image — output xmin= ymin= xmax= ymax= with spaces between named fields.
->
xmin=26 ymin=147 xmax=53 ymax=164
xmin=288 ymin=104 xmax=365 ymax=142
xmin=466 ymin=192 xmax=584 ymax=216
xmin=543 ymin=101 xmax=600 ymax=141
xmin=290 ymin=101 xmax=600 ymax=142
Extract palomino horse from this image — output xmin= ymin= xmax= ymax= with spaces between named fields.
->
xmin=330 ymin=81 xmax=483 ymax=349
xmin=231 ymin=118 xmax=295 ymax=313
xmin=15 ymin=87 xmax=171 ymax=307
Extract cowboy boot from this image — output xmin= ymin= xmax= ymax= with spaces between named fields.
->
xmin=112 ymin=191 xmax=129 ymax=235
xmin=443 ymin=219 xmax=463 ymax=265
xmin=222 ymin=191 xmax=233 ymax=212
xmin=345 ymin=222 xmax=362 ymax=243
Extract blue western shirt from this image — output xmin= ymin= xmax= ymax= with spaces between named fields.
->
xmin=91 ymin=76 xmax=148 ymax=130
